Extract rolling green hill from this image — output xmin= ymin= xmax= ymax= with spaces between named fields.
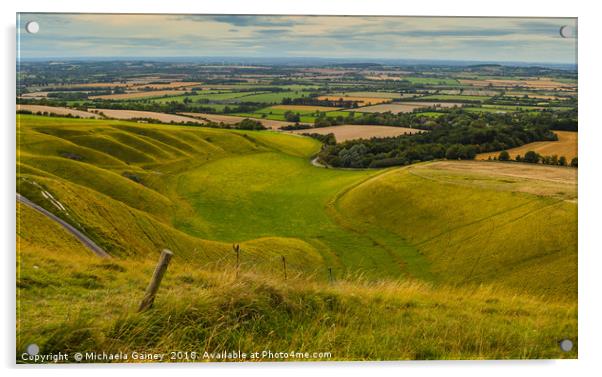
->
xmin=335 ymin=161 xmax=577 ymax=299
xmin=16 ymin=114 xmax=577 ymax=360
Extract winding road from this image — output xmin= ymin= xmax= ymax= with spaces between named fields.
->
xmin=17 ymin=193 xmax=110 ymax=258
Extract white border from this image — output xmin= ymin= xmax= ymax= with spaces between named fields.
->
xmin=3 ymin=1 xmax=601 ymax=377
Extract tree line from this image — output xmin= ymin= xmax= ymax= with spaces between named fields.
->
xmin=494 ymin=150 xmax=577 ymax=167
xmin=317 ymin=112 xmax=564 ymax=168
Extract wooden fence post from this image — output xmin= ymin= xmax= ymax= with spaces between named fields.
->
xmin=138 ymin=249 xmax=173 ymax=312
xmin=281 ymin=255 xmax=287 ymax=281
xmin=328 ymin=267 xmax=333 ymax=283
xmin=233 ymin=244 xmax=240 ymax=278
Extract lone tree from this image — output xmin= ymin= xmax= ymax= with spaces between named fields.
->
xmin=498 ymin=150 xmax=510 ymax=161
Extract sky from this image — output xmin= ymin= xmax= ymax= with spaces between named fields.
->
xmin=17 ymin=14 xmax=577 ymax=64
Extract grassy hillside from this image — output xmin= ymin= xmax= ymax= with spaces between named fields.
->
xmin=17 ymin=202 xmax=577 ymax=360
xmin=17 ymin=114 xmax=422 ymax=277
xmin=336 ymin=161 xmax=577 ymax=299
xmin=16 ymin=114 xmax=577 ymax=360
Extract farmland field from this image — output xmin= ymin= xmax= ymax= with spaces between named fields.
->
xmin=89 ymin=108 xmax=205 ymax=124
xmin=230 ymin=91 xmax=313 ymax=103
xmin=270 ymin=105 xmax=341 ymax=112
xmin=317 ymin=96 xmax=392 ymax=106
xmin=477 ymin=131 xmax=578 ymax=160
xmin=290 ymin=125 xmax=422 ymax=141
xmin=326 ymin=91 xmax=416 ymax=99
xmin=178 ymin=112 xmax=308 ymax=129
xmin=89 ymin=90 xmax=189 ymax=100
xmin=417 ymin=94 xmax=492 ymax=102
xmin=356 ymin=102 xmax=463 ymax=113
xmin=459 ymin=78 xmax=575 ymax=90
xmin=17 ymin=104 xmax=101 ymax=118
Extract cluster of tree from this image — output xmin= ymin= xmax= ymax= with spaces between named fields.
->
xmin=17 ymin=109 xmax=84 ymax=119
xmin=303 ymin=133 xmax=337 ymax=146
xmin=317 ymin=112 xmax=559 ymax=168
xmin=285 ymin=97 xmax=359 ymax=108
xmin=46 ymin=91 xmax=90 ymax=100
xmin=495 ymin=150 xmax=577 ymax=167
xmin=284 ymin=111 xmax=301 ymax=122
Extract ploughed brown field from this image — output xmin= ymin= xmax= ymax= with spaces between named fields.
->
xmin=356 ymin=102 xmax=463 ymax=114
xmin=90 ymin=109 xmax=204 ymax=124
xmin=290 ymin=124 xmax=422 ymax=142
xmin=179 ymin=112 xmax=310 ymax=130
xmin=17 ymin=104 xmax=101 ymax=119
xmin=477 ymin=131 xmax=577 ymax=161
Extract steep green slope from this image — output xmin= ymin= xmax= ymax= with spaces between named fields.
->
xmin=16 ymin=115 xmax=331 ymax=273
xmin=17 ymin=115 xmax=422 ymax=277
xmin=336 ymin=161 xmax=577 ymax=299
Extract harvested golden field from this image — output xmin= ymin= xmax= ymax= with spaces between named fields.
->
xmin=291 ymin=124 xmax=422 ymax=142
xmin=364 ymin=75 xmax=404 ymax=81
xmin=90 ymin=109 xmax=205 ymax=124
xmin=270 ymin=105 xmax=341 ymax=112
xmin=410 ymin=160 xmax=577 ymax=200
xmin=356 ymin=102 xmax=463 ymax=114
xmin=316 ymin=96 xmax=391 ymax=106
xmin=89 ymin=89 xmax=188 ymax=100
xmin=135 ymin=81 xmax=201 ymax=90
xmin=505 ymin=92 xmax=568 ymax=100
xmin=20 ymin=91 xmax=50 ymax=99
xmin=477 ymin=131 xmax=577 ymax=161
xmin=17 ymin=104 xmax=101 ymax=118
xmin=459 ymin=78 xmax=575 ymax=90
xmin=440 ymin=89 xmax=499 ymax=96
xmin=179 ymin=112 xmax=308 ymax=129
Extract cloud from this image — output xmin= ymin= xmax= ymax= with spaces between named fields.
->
xmin=17 ymin=13 xmax=577 ymax=64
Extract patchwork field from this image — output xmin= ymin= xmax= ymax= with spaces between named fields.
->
xmin=291 ymin=125 xmax=422 ymax=142
xmin=477 ymin=131 xmax=578 ymax=160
